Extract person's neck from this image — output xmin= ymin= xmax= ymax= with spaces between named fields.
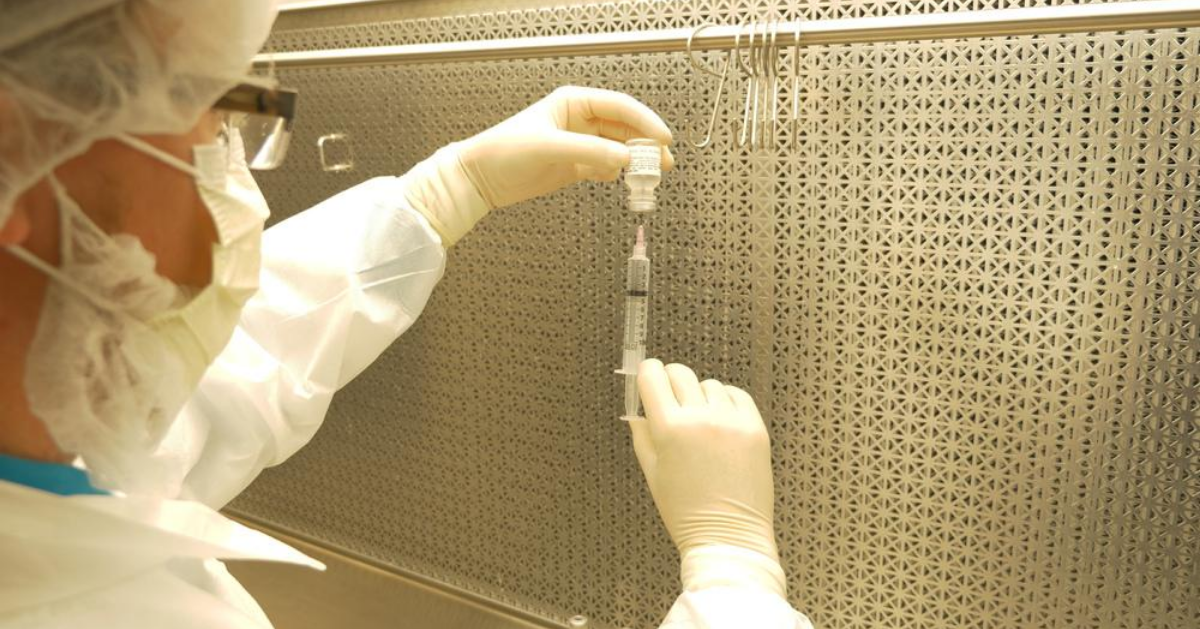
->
xmin=0 ymin=377 xmax=69 ymax=463
xmin=0 ymin=244 xmax=69 ymax=464
xmin=0 ymin=419 xmax=69 ymax=463
xmin=0 ymin=319 xmax=68 ymax=462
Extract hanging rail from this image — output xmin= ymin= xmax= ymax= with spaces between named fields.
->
xmin=254 ymin=0 xmax=1200 ymax=68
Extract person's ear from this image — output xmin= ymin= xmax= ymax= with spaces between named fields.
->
xmin=0 ymin=203 xmax=32 ymax=246
xmin=0 ymin=175 xmax=53 ymax=246
xmin=0 ymin=91 xmax=35 ymax=246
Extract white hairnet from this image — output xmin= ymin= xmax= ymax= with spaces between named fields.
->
xmin=0 ymin=0 xmax=278 ymax=225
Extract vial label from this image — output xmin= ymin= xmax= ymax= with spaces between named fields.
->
xmin=627 ymin=144 xmax=661 ymax=176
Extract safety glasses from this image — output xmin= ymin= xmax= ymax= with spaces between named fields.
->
xmin=214 ymin=82 xmax=298 ymax=170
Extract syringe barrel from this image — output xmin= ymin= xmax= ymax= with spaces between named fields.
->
xmin=617 ymin=228 xmax=650 ymax=421
xmin=622 ymin=373 xmax=641 ymax=421
xmin=625 ymin=251 xmax=650 ymax=293
xmin=622 ymin=347 xmax=645 ymax=374
xmin=621 ymin=255 xmax=650 ymax=372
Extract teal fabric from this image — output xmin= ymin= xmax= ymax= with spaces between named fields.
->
xmin=0 ymin=453 xmax=107 ymax=496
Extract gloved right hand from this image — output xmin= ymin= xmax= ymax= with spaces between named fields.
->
xmin=400 ymin=86 xmax=674 ymax=247
xmin=630 ymin=359 xmax=787 ymax=598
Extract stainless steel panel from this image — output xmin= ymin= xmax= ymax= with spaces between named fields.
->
xmin=230 ymin=2 xmax=1200 ymax=628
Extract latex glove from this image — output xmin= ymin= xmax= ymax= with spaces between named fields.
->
xmin=631 ymin=359 xmax=787 ymax=598
xmin=401 ymin=86 xmax=674 ymax=246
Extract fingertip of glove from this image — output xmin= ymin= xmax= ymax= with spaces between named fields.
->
xmin=639 ymin=358 xmax=664 ymax=374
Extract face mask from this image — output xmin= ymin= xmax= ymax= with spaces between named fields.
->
xmin=5 ymin=129 xmax=268 ymax=496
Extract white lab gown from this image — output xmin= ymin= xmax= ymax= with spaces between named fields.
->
xmin=0 ymin=177 xmax=808 ymax=628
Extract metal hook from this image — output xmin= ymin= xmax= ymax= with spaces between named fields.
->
xmin=775 ymin=19 xmax=784 ymax=142
xmin=686 ymin=24 xmax=725 ymax=78
xmin=734 ymin=19 xmax=754 ymax=77
xmin=749 ymin=21 xmax=763 ymax=150
xmin=736 ymin=21 xmax=755 ymax=149
xmin=755 ymin=19 xmax=777 ymax=150
xmin=791 ymin=20 xmax=803 ymax=149
xmin=764 ymin=18 xmax=780 ymax=146
xmin=686 ymin=24 xmax=733 ymax=149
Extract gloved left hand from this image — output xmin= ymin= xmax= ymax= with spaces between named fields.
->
xmin=401 ymin=86 xmax=674 ymax=246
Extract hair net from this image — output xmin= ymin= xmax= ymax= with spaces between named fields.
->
xmin=0 ymin=0 xmax=278 ymax=226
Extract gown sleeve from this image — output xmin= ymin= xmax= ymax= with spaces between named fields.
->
xmin=659 ymin=587 xmax=814 ymax=629
xmin=173 ymin=177 xmax=447 ymax=508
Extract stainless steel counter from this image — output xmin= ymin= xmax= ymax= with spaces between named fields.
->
xmin=227 ymin=519 xmax=562 ymax=629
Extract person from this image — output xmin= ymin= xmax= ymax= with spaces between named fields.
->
xmin=0 ymin=2 xmax=811 ymax=627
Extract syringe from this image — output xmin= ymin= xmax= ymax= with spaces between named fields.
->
xmin=616 ymin=225 xmax=650 ymax=421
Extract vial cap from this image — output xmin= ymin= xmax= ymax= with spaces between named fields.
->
xmin=629 ymin=199 xmax=656 ymax=212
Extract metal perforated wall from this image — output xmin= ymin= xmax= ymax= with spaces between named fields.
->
xmin=229 ymin=2 xmax=1200 ymax=628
